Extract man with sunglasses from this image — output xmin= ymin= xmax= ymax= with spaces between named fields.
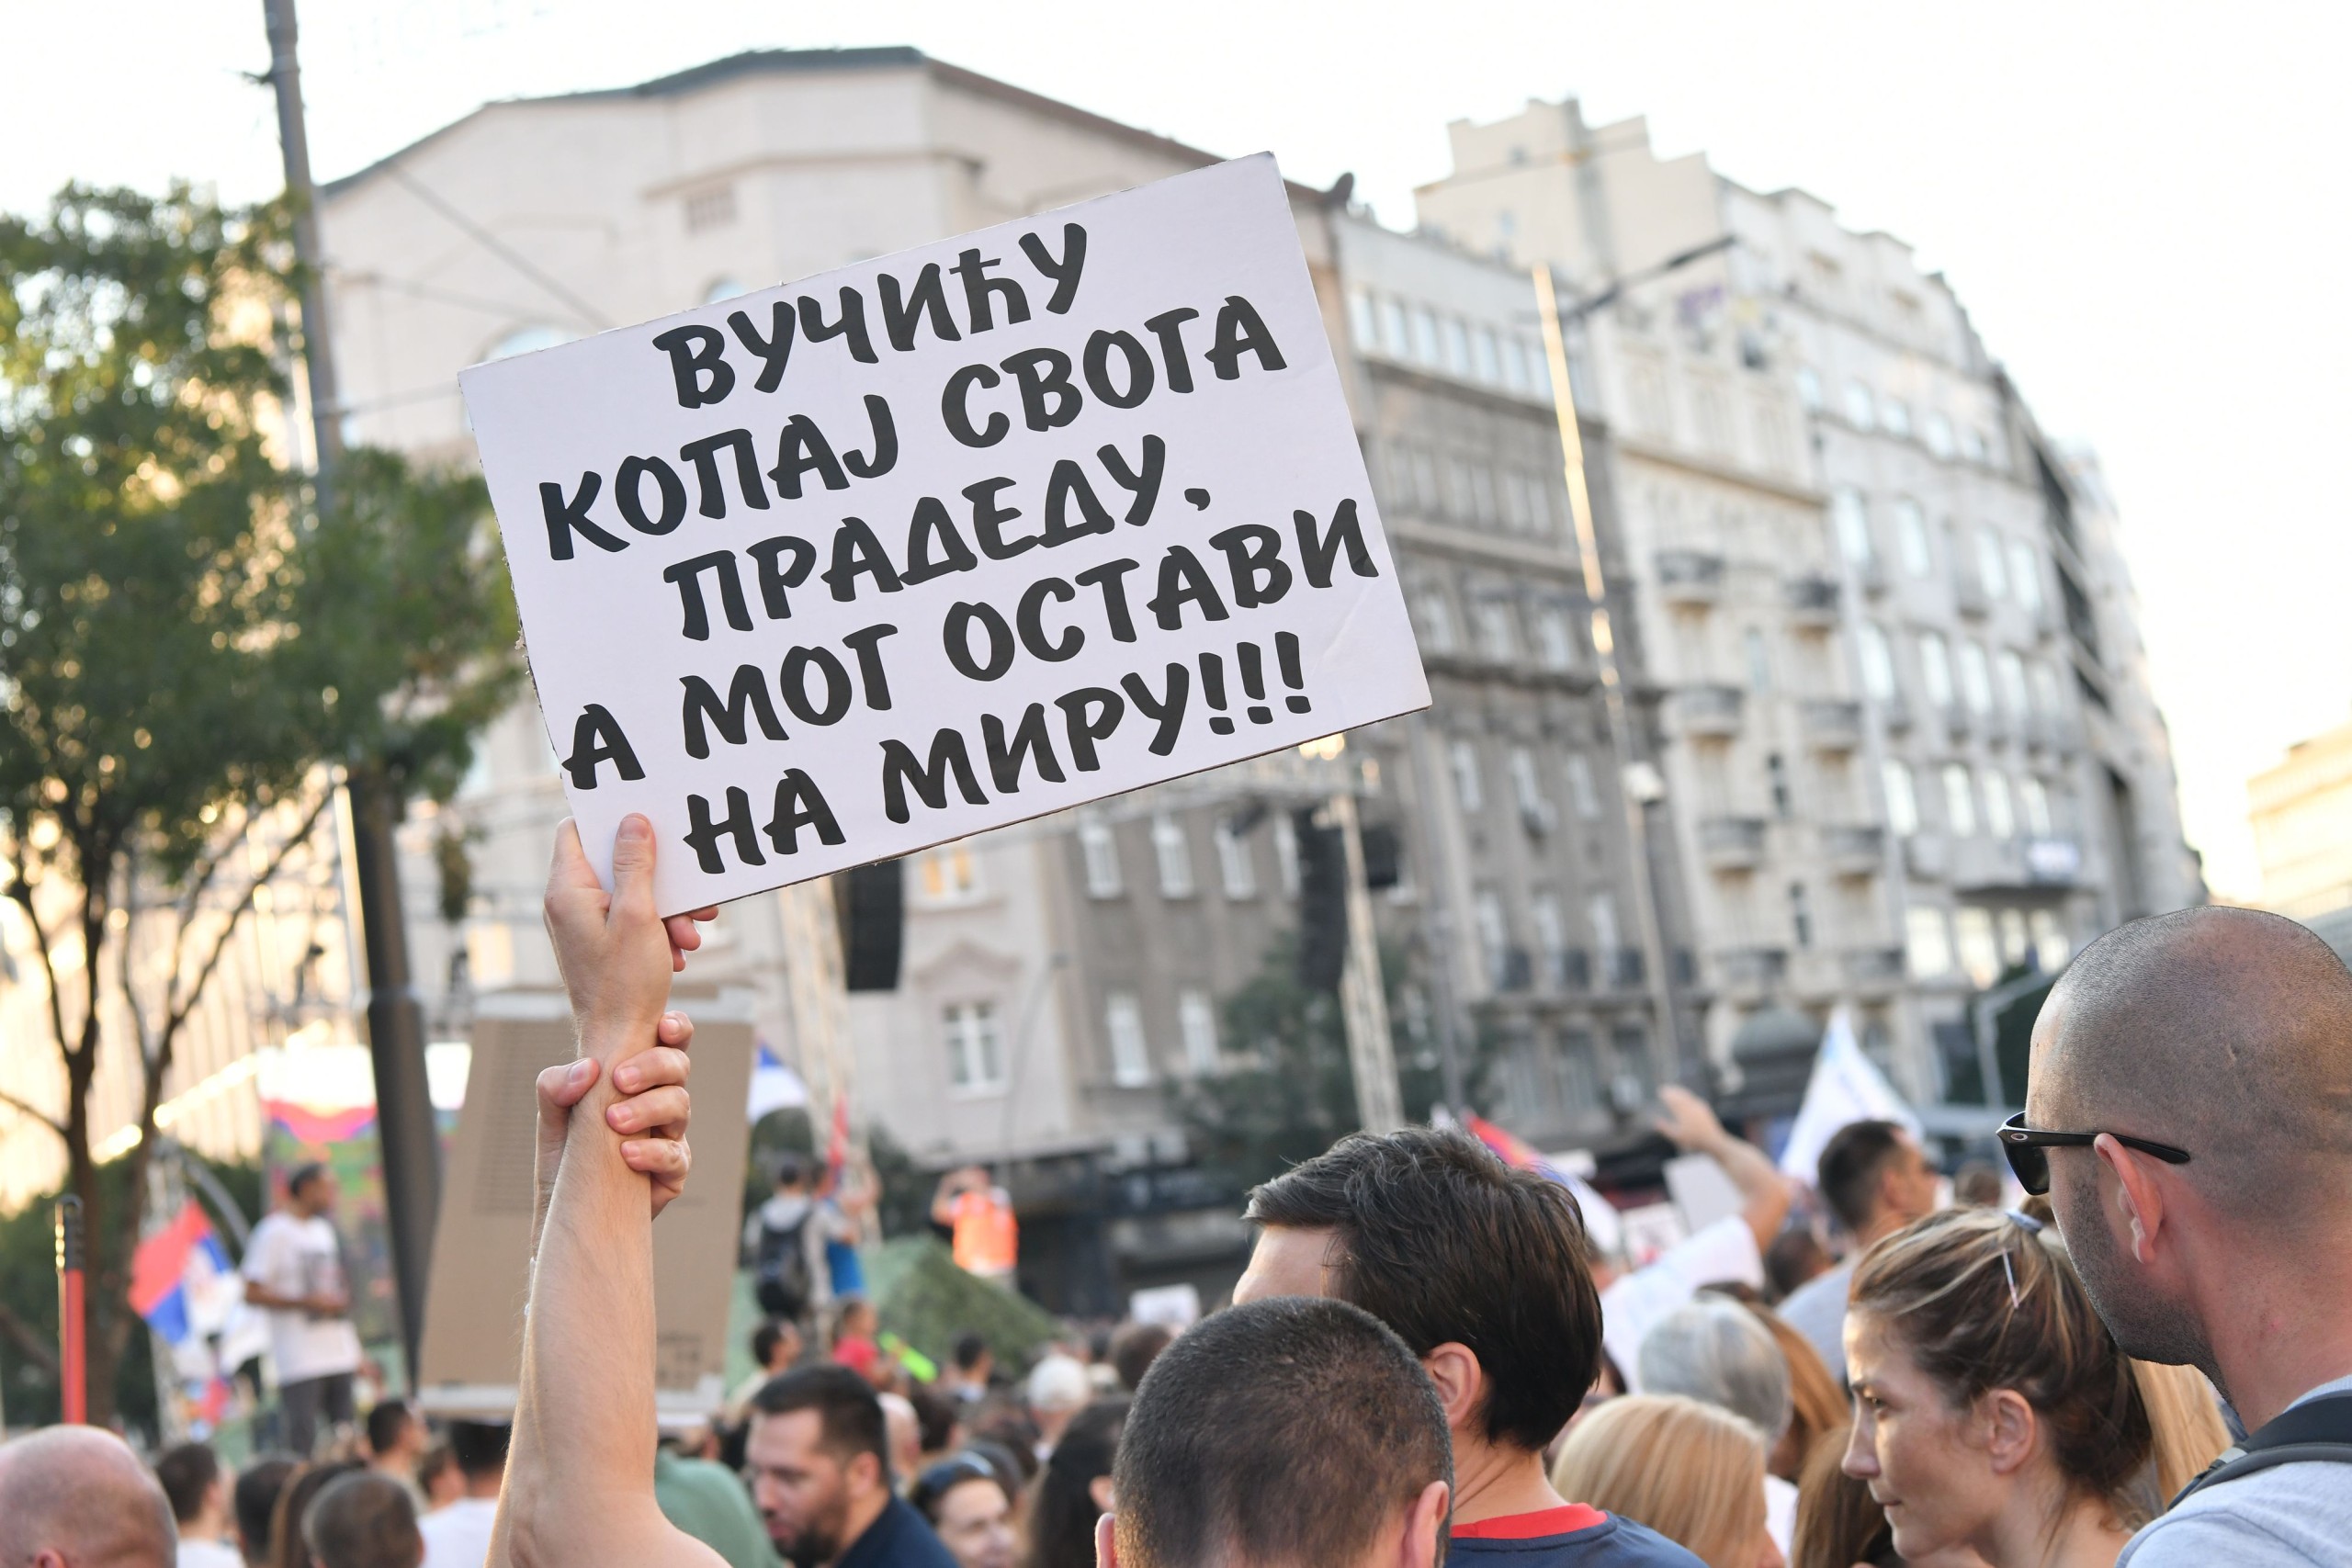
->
xmin=2023 ymin=905 xmax=2352 ymax=1566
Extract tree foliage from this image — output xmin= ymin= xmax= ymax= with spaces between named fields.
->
xmin=0 ymin=182 xmax=520 ymax=1423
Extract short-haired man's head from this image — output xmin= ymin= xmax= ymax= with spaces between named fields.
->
xmin=953 ymin=1331 xmax=989 ymax=1372
xmin=304 ymin=1471 xmax=422 ymax=1568
xmin=447 ymin=1419 xmax=511 ymax=1481
xmin=364 ymin=1401 xmax=414 ymax=1459
xmin=1109 ymin=1321 xmax=1175 ymax=1393
xmin=753 ymin=1319 xmax=798 ymax=1369
xmin=155 ymin=1440 xmax=221 ymax=1525
xmin=287 ymin=1162 xmax=330 ymax=1201
xmin=753 ymin=1364 xmax=891 ymax=1483
xmin=1816 ymin=1120 xmax=1915 ymax=1235
xmin=2034 ymin=906 xmax=2352 ymax=1227
xmin=1245 ymin=1125 xmax=1600 ymax=1451
xmin=775 ymin=1154 xmax=808 ymax=1190
xmin=0 ymin=1427 xmax=177 ymax=1568
xmin=1113 ymin=1298 xmax=1450 ymax=1568
xmin=234 ymin=1456 xmax=301 ymax=1562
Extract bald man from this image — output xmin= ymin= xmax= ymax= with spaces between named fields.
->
xmin=0 ymin=1425 xmax=177 ymax=1568
xmin=2025 ymin=906 xmax=2352 ymax=1566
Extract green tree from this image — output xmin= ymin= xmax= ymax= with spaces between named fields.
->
xmin=0 ymin=183 xmax=519 ymax=1423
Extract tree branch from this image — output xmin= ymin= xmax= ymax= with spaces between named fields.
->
xmin=0 ymin=1299 xmax=61 ymax=1378
xmin=164 ymin=795 xmax=250 ymax=998
xmin=161 ymin=783 xmax=334 ymax=1046
xmin=119 ymin=840 xmax=154 ymax=1069
xmin=0 ymin=1084 xmax=66 ymax=1140
xmin=5 ymin=848 xmax=75 ymax=1058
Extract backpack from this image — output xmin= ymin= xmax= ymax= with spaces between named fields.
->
xmin=754 ymin=1204 xmax=813 ymax=1320
xmin=2170 ymin=1393 xmax=2352 ymax=1506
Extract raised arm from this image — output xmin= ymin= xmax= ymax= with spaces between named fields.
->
xmin=496 ymin=817 xmax=726 ymax=1568
xmin=1654 ymin=1084 xmax=1793 ymax=1253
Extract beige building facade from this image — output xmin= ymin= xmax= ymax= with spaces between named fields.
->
xmin=2250 ymin=716 xmax=2352 ymax=919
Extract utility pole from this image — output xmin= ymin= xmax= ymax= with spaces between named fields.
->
xmin=1329 ymin=784 xmax=1405 ymax=1134
xmin=262 ymin=0 xmax=438 ymax=1390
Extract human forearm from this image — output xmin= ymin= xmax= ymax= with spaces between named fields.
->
xmin=1711 ymin=1133 xmax=1793 ymax=1250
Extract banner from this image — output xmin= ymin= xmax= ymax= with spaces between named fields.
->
xmin=461 ymin=154 xmax=1429 ymax=914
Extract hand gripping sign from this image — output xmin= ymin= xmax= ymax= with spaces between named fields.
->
xmin=462 ymin=154 xmax=1430 ymax=915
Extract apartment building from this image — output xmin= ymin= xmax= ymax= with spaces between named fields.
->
xmin=315 ymin=50 xmax=1690 ymax=1307
xmin=2251 ymin=714 xmax=2352 ymax=921
xmin=1419 ymin=98 xmax=2198 ymax=1104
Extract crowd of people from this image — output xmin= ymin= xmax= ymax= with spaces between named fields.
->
xmin=4 ymin=819 xmax=2346 ymax=1567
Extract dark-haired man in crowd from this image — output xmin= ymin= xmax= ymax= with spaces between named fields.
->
xmin=746 ymin=1365 xmax=956 ymax=1568
xmin=366 ymin=1400 xmax=427 ymax=1506
xmin=234 ymin=1456 xmax=300 ymax=1567
xmin=1237 ymin=1126 xmax=1701 ymax=1566
xmin=2027 ymin=908 xmax=2352 ymax=1564
xmin=1099 ymin=1296 xmax=1450 ymax=1568
xmin=157 ymin=1440 xmax=243 ymax=1568
xmin=243 ymin=1160 xmax=362 ymax=1457
xmin=307 ymin=1470 xmax=424 ymax=1568
xmin=420 ymin=1420 xmax=508 ymax=1568
xmin=1775 ymin=1118 xmax=1939 ymax=1382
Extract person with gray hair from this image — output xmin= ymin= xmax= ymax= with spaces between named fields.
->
xmin=2021 ymin=906 xmax=2352 ymax=1565
xmin=1636 ymin=1295 xmax=1798 ymax=1557
xmin=305 ymin=1470 xmax=423 ymax=1568
xmin=0 ymin=1425 xmax=178 ymax=1568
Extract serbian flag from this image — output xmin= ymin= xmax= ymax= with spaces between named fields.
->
xmin=130 ymin=1201 xmax=232 ymax=1347
xmin=1464 ymin=1112 xmax=1548 ymax=1173
xmin=1463 ymin=1112 xmax=1624 ymax=1258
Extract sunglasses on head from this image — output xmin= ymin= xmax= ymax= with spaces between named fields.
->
xmin=1996 ymin=1112 xmax=2191 ymax=1195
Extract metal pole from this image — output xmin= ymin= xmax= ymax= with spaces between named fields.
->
xmin=262 ymin=0 xmax=439 ymax=1391
xmin=1330 ymin=788 xmax=1405 ymax=1133
xmin=55 ymin=1197 xmax=85 ymax=1425
xmin=1532 ymin=267 xmax=1690 ymax=1082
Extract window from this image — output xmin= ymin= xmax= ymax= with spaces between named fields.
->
xmin=1509 ymin=746 xmax=1550 ymax=825
xmin=1474 ymin=326 xmax=1502 ymax=385
xmin=1844 ymin=380 xmax=1876 ymax=429
xmin=1414 ymin=588 xmax=1457 ymax=652
xmin=1474 ymin=890 xmax=1510 ymax=987
xmin=1079 ymin=813 xmax=1122 ymax=897
xmin=1883 ymin=761 xmax=1920 ymax=837
xmin=1893 ymin=498 xmax=1932 ymax=577
xmin=1530 ymin=893 xmax=1566 ymax=982
xmin=1768 ymin=752 xmax=1793 ymax=818
xmin=2030 ymin=661 xmax=2064 ymax=716
xmin=1795 ymin=367 xmax=1823 ymax=411
xmin=684 ymin=185 xmax=737 ymax=231
xmin=1382 ymin=442 xmax=1418 ymax=512
xmin=2018 ymin=775 xmax=2052 ymax=837
xmin=1858 ymin=622 xmax=1898 ymax=700
xmin=1996 ymin=650 xmax=2030 ymax=715
xmin=2030 ymin=909 xmax=2070 ymax=966
xmin=1215 ymin=820 xmax=1257 ymax=898
xmin=1105 ymin=993 xmax=1151 ymax=1087
xmin=1881 ymin=400 xmax=1913 ymax=439
xmin=1942 ymin=763 xmax=1978 ymax=836
xmin=1960 ymin=425 xmax=1988 ymax=464
xmin=1789 ymin=882 xmax=1814 ymax=948
xmin=1975 ymin=529 xmax=2009 ymax=600
xmin=1348 ymin=289 xmax=1379 ymax=350
xmin=1922 ymin=411 xmax=1956 ymax=459
xmin=1565 ymin=752 xmax=1601 ymax=818
xmin=1517 ymin=338 xmax=1549 ymax=394
xmin=1905 ymin=907 xmax=1954 ymax=978
xmin=1982 ymin=772 xmax=2016 ymax=839
xmin=1272 ymin=811 xmax=1301 ymax=896
xmin=1411 ymin=449 xmax=1441 ymax=513
xmin=1831 ymin=488 xmax=1874 ymax=566
xmin=1410 ymin=306 xmax=1442 ymax=366
xmin=1379 ymin=297 xmax=1410 ymax=358
xmin=1559 ymin=1030 xmax=1600 ymax=1111
xmin=1442 ymin=317 xmax=1472 ymax=376
xmin=1178 ymin=988 xmax=1220 ymax=1075
xmin=1918 ymin=633 xmax=1954 ymax=706
xmin=1450 ymin=739 xmax=1485 ymax=812
xmin=1588 ymin=891 xmax=1622 ymax=965
xmin=1957 ymin=641 xmax=1994 ymax=715
xmin=1954 ymin=907 xmax=2000 ymax=987
xmin=2008 ymin=541 xmax=2043 ymax=614
xmin=944 ymin=1001 xmax=1003 ymax=1093
xmin=917 ymin=840 xmax=981 ymax=903
xmin=1535 ymin=604 xmax=1577 ymax=671
xmin=1151 ymin=812 xmax=1194 ymax=897
xmin=1475 ymin=597 xmax=1517 ymax=659
xmin=1745 ymin=627 xmax=1773 ymax=694
xmin=1999 ymin=908 xmax=2030 ymax=965
xmin=703 ymin=276 xmax=749 ymax=304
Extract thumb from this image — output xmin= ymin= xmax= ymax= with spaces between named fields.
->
xmin=609 ymin=813 xmax=658 ymax=926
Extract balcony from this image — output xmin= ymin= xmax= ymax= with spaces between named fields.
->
xmin=1821 ymin=824 xmax=1885 ymax=875
xmin=1716 ymin=946 xmax=1790 ymax=1003
xmin=1904 ymin=830 xmax=1949 ymax=881
xmin=1657 ymin=549 xmax=1726 ymax=606
xmin=1951 ymin=835 xmax=2084 ymax=893
xmin=1842 ymin=946 xmax=1906 ymax=992
xmin=1801 ymin=699 xmax=1864 ymax=752
xmin=1878 ymin=693 xmax=1914 ymax=733
xmin=1939 ymin=701 xmax=1972 ymax=739
xmin=1677 ymin=683 xmax=1746 ymax=738
xmin=1784 ymin=572 xmax=1842 ymax=627
xmin=1700 ymin=816 xmax=1769 ymax=871
xmin=1855 ymin=556 xmax=1889 ymax=596
xmin=1953 ymin=571 xmax=1990 ymax=617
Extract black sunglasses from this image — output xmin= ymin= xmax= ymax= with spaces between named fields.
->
xmin=1997 ymin=1112 xmax=2191 ymax=1195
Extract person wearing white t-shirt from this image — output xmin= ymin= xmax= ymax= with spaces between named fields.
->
xmin=417 ymin=1419 xmax=507 ymax=1568
xmin=242 ymin=1162 xmax=364 ymax=1458
xmin=155 ymin=1441 xmax=243 ymax=1568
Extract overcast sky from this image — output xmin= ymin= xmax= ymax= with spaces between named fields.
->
xmin=10 ymin=0 xmax=2346 ymax=900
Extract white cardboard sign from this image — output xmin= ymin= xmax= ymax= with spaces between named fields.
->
xmin=462 ymin=154 xmax=1429 ymax=915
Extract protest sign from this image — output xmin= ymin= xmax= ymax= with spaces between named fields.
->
xmin=462 ymin=153 xmax=1430 ymax=915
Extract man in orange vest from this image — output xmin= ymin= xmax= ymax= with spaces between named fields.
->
xmin=930 ymin=1166 xmax=1017 ymax=1282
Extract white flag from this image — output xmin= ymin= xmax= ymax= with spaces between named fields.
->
xmin=1777 ymin=1006 xmax=1921 ymax=1184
